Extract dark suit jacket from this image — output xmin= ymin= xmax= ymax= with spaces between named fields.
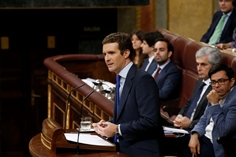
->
xmin=111 ymin=64 xmax=164 ymax=156
xmin=140 ymin=58 xmax=157 ymax=75
xmin=201 ymin=9 xmax=236 ymax=44
xmin=179 ymin=79 xmax=212 ymax=129
xmin=156 ymin=60 xmax=181 ymax=100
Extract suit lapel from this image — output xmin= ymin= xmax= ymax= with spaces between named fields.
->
xmin=116 ymin=65 xmax=135 ymax=120
xmin=210 ymin=12 xmax=222 ymax=37
xmin=147 ymin=60 xmax=157 ymax=74
xmin=221 ymin=10 xmax=236 ymax=40
xmin=141 ymin=58 xmax=148 ymax=71
xmin=156 ymin=61 xmax=172 ymax=82
xmin=193 ymin=85 xmax=212 ymax=118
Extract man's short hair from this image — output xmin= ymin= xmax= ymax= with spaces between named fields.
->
xmin=208 ymin=63 xmax=235 ymax=80
xmin=143 ymin=30 xmax=164 ymax=47
xmin=102 ymin=32 xmax=135 ymax=60
xmin=195 ymin=46 xmax=222 ymax=66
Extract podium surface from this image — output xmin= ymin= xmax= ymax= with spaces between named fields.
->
xmin=29 ymin=133 xmax=169 ymax=157
xmin=29 ymin=133 xmax=119 ymax=157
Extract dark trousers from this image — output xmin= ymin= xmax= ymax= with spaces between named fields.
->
xmin=179 ymin=135 xmax=215 ymax=157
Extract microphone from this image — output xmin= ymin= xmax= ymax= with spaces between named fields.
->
xmin=76 ymin=89 xmax=95 ymax=154
xmin=64 ymin=83 xmax=86 ymax=129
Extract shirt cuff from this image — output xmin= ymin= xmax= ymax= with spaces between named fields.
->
xmin=117 ymin=124 xmax=122 ymax=136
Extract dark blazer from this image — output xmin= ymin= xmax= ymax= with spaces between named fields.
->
xmin=179 ymin=79 xmax=212 ymax=129
xmin=140 ymin=58 xmax=157 ymax=75
xmin=192 ymin=86 xmax=236 ymax=157
xmin=200 ymin=9 xmax=236 ymax=44
xmin=156 ymin=60 xmax=181 ymax=100
xmin=111 ymin=64 xmax=164 ymax=156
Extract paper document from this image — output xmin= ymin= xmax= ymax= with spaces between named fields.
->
xmin=64 ymin=133 xmax=114 ymax=147
xmin=163 ymin=126 xmax=189 ymax=134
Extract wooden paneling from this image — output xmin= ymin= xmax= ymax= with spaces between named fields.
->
xmin=44 ymin=55 xmax=115 ymax=131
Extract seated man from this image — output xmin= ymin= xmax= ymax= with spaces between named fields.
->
xmin=174 ymin=46 xmax=221 ymax=130
xmin=152 ymin=38 xmax=181 ymax=100
xmin=187 ymin=64 xmax=236 ymax=157
xmin=200 ymin=0 xmax=236 ymax=45
xmin=164 ymin=47 xmax=221 ymax=156
xmin=140 ymin=30 xmax=164 ymax=74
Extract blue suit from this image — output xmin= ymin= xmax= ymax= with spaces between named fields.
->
xmin=155 ymin=60 xmax=181 ymax=100
xmin=201 ymin=10 xmax=236 ymax=44
xmin=111 ymin=64 xmax=164 ymax=156
xmin=191 ymin=86 xmax=236 ymax=157
xmin=140 ymin=58 xmax=157 ymax=75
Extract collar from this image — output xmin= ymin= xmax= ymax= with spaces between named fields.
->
xmin=148 ymin=56 xmax=155 ymax=63
xmin=119 ymin=62 xmax=133 ymax=79
xmin=158 ymin=60 xmax=170 ymax=69
xmin=203 ymin=78 xmax=211 ymax=86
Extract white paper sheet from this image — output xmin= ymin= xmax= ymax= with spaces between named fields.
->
xmin=163 ymin=126 xmax=189 ymax=134
xmin=64 ymin=133 xmax=114 ymax=147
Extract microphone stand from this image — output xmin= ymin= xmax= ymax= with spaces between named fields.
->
xmin=64 ymin=83 xmax=85 ymax=129
xmin=76 ymin=89 xmax=95 ymax=154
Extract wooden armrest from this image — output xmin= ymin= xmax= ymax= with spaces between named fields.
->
xmin=162 ymin=106 xmax=181 ymax=117
xmin=159 ymin=99 xmax=181 ymax=125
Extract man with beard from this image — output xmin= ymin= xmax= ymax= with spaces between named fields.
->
xmin=152 ymin=38 xmax=181 ymax=100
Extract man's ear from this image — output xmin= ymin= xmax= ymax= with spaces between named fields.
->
xmin=123 ymin=49 xmax=130 ymax=59
xmin=168 ymin=51 xmax=173 ymax=58
xmin=230 ymin=78 xmax=235 ymax=87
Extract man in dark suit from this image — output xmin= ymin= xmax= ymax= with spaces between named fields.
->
xmin=200 ymin=0 xmax=236 ymax=45
xmin=173 ymin=46 xmax=221 ymax=130
xmin=188 ymin=64 xmax=236 ymax=157
xmin=140 ymin=30 xmax=164 ymax=74
xmin=152 ymin=38 xmax=181 ymax=100
xmin=92 ymin=32 xmax=164 ymax=156
xmin=166 ymin=46 xmax=222 ymax=156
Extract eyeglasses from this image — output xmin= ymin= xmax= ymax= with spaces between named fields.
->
xmin=210 ymin=78 xmax=229 ymax=86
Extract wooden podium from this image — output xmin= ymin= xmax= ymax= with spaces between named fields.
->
xmin=29 ymin=54 xmax=175 ymax=157
xmin=29 ymin=118 xmax=117 ymax=157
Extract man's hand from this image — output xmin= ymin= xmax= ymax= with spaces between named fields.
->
xmin=173 ymin=115 xmax=183 ymax=127
xmin=207 ymin=89 xmax=220 ymax=105
xmin=173 ymin=115 xmax=191 ymax=129
xmin=92 ymin=120 xmax=106 ymax=134
xmin=215 ymin=42 xmax=232 ymax=50
xmin=92 ymin=121 xmax=117 ymax=138
xmin=189 ymin=133 xmax=200 ymax=156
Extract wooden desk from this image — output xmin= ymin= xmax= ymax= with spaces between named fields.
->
xmin=29 ymin=134 xmax=171 ymax=157
xmin=29 ymin=133 xmax=120 ymax=157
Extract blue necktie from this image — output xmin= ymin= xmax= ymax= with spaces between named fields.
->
xmin=185 ymin=82 xmax=206 ymax=118
xmin=114 ymin=75 xmax=120 ymax=143
xmin=115 ymin=75 xmax=121 ymax=114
